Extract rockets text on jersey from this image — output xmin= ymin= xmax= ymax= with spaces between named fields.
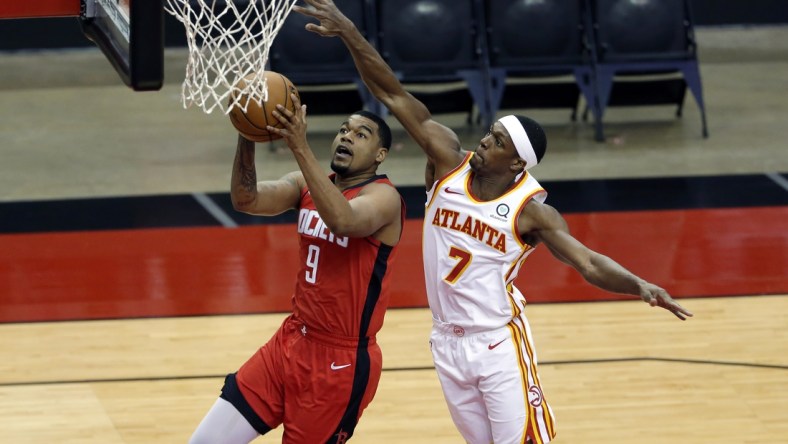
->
xmin=297 ymin=208 xmax=349 ymax=248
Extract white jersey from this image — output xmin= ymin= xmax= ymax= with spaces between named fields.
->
xmin=423 ymin=152 xmax=547 ymax=333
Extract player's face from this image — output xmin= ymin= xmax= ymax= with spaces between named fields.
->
xmin=470 ymin=121 xmax=519 ymax=175
xmin=330 ymin=115 xmax=385 ymax=176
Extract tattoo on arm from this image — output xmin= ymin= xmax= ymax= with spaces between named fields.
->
xmin=239 ymin=163 xmax=257 ymax=194
xmin=231 ymin=142 xmax=259 ymax=208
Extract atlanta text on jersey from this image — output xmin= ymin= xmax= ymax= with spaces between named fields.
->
xmin=431 ymin=207 xmax=507 ymax=253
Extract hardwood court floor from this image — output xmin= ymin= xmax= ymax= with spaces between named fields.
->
xmin=1 ymin=295 xmax=786 ymax=443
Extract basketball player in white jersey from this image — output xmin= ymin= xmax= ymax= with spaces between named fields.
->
xmin=296 ymin=1 xmax=694 ymax=443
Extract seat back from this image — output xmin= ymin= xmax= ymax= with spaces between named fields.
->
xmin=375 ymin=0 xmax=482 ymax=80
xmin=269 ymin=0 xmax=370 ymax=83
xmin=487 ymin=0 xmax=592 ymax=70
xmin=592 ymin=0 xmax=696 ymax=62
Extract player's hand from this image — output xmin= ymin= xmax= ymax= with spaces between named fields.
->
xmin=639 ymin=282 xmax=693 ymax=320
xmin=294 ymin=0 xmax=353 ymax=37
xmin=267 ymin=93 xmax=309 ymax=154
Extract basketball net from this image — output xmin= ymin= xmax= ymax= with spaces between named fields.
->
xmin=164 ymin=0 xmax=297 ymax=114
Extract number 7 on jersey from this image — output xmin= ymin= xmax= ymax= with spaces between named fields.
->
xmin=444 ymin=246 xmax=472 ymax=284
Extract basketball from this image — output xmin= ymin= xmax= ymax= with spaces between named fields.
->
xmin=228 ymin=71 xmax=300 ymax=142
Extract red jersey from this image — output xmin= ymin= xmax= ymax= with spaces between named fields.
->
xmin=292 ymin=174 xmax=403 ymax=339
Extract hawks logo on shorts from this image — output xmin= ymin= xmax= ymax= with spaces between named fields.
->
xmin=528 ymin=385 xmax=544 ymax=407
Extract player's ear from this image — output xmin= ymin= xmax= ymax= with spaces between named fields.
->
xmin=510 ymin=157 xmax=526 ymax=174
xmin=375 ymin=147 xmax=389 ymax=163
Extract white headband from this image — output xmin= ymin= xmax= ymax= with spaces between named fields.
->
xmin=499 ymin=115 xmax=538 ymax=170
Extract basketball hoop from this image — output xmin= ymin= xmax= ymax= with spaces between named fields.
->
xmin=165 ymin=0 xmax=297 ymax=114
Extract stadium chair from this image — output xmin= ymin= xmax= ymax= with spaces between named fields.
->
xmin=588 ymin=0 xmax=709 ymax=140
xmin=373 ymin=0 xmax=493 ymax=126
xmin=269 ymin=0 xmax=378 ymax=115
xmin=484 ymin=0 xmax=604 ymax=140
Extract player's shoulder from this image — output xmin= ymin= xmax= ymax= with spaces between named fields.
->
xmin=362 ymin=180 xmax=400 ymax=196
xmin=285 ymin=171 xmax=306 ymax=189
xmin=520 ymin=199 xmax=565 ymax=230
xmin=358 ymin=179 xmax=402 ymax=205
xmin=433 ymin=150 xmax=472 ymax=182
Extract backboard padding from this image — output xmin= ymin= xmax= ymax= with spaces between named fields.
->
xmin=0 ymin=1 xmax=80 ymax=18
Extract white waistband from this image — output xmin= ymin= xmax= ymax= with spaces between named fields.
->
xmin=431 ymin=318 xmax=500 ymax=337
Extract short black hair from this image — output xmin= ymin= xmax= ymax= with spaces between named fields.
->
xmin=514 ymin=115 xmax=547 ymax=163
xmin=352 ymin=110 xmax=392 ymax=150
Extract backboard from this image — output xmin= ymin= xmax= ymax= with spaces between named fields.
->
xmin=80 ymin=0 xmax=163 ymax=90
xmin=0 ymin=0 xmax=163 ymax=91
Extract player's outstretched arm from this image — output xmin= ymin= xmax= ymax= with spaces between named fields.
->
xmin=230 ymin=134 xmax=303 ymax=216
xmin=521 ymin=201 xmax=694 ymax=320
xmin=294 ymin=0 xmax=464 ymax=179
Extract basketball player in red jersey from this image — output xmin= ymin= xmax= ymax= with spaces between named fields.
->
xmin=188 ymin=92 xmax=404 ymax=443
xmin=298 ymin=1 xmax=693 ymax=443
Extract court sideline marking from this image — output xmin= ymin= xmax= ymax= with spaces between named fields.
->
xmin=1 ymin=357 xmax=785 ymax=387
xmin=192 ymin=192 xmax=238 ymax=228
xmin=765 ymin=172 xmax=788 ymax=192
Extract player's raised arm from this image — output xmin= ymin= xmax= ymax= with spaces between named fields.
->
xmin=521 ymin=200 xmax=694 ymax=320
xmin=266 ymin=96 xmax=402 ymax=242
xmin=230 ymin=134 xmax=303 ymax=215
xmin=294 ymin=0 xmax=464 ymax=179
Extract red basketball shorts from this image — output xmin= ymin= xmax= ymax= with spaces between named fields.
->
xmin=233 ymin=315 xmax=382 ymax=443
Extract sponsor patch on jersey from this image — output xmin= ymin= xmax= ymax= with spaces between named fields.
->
xmin=488 ymin=203 xmax=510 ymax=222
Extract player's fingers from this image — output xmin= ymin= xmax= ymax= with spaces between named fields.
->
xmin=274 ymin=104 xmax=294 ymax=119
xmin=294 ymin=3 xmax=318 ymax=16
xmin=265 ymin=125 xmax=286 ymax=137
xmin=292 ymin=5 xmax=311 ymax=16
xmin=270 ymin=109 xmax=292 ymax=129
xmin=299 ymin=104 xmax=308 ymax=121
xmin=662 ymin=298 xmax=693 ymax=319
xmin=673 ymin=303 xmax=694 ymax=318
xmin=304 ymin=23 xmax=328 ymax=35
xmin=290 ymin=92 xmax=302 ymax=109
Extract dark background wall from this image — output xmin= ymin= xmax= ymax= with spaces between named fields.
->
xmin=0 ymin=0 xmax=786 ymax=50
xmin=689 ymin=0 xmax=788 ymax=25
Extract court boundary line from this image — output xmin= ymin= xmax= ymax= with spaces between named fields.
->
xmin=1 ymin=357 xmax=785 ymax=388
xmin=765 ymin=172 xmax=788 ymax=192
xmin=192 ymin=192 xmax=238 ymax=228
